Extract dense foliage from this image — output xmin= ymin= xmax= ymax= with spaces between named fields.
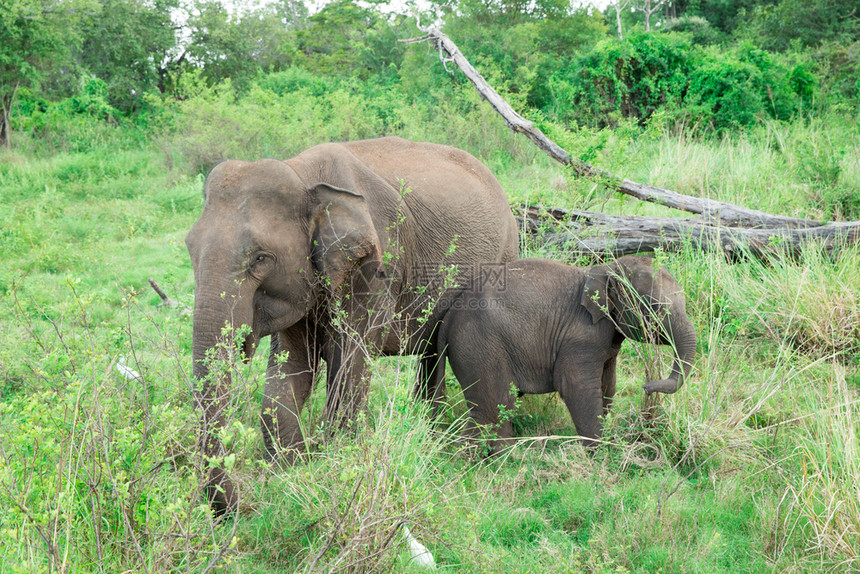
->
xmin=552 ymin=34 xmax=826 ymax=131
xmin=2 ymin=0 xmax=859 ymax=148
xmin=1 ymin=0 xmax=859 ymax=572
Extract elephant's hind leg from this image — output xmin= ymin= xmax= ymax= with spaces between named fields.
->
xmin=417 ymin=348 xmax=447 ymax=416
xmin=262 ymin=321 xmax=320 ymax=463
xmin=415 ymin=324 xmax=447 ymax=416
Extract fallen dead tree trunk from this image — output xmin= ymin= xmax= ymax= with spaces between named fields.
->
xmin=519 ymin=205 xmax=860 ymax=258
xmin=402 ymin=29 xmax=860 ymax=257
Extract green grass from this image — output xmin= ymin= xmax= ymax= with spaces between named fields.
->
xmin=0 ymin=98 xmax=858 ymax=572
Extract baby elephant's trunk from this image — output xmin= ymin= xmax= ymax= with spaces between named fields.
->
xmin=643 ymin=311 xmax=696 ymax=395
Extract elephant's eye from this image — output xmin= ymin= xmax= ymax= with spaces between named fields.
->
xmin=250 ymin=253 xmax=268 ymax=268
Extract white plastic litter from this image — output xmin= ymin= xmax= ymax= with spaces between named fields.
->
xmin=403 ymin=525 xmax=436 ymax=569
xmin=116 ymin=356 xmax=141 ymax=381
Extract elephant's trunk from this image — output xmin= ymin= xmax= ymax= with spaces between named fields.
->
xmin=191 ymin=285 xmax=253 ymax=516
xmin=643 ymin=311 xmax=696 ymax=395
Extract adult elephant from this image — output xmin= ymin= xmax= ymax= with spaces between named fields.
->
xmin=185 ymin=137 xmax=519 ymax=515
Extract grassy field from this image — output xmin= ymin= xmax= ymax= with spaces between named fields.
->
xmin=0 ymin=99 xmax=858 ymax=573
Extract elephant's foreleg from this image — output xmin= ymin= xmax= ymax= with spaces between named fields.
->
xmin=556 ymin=359 xmax=605 ymax=447
xmin=262 ymin=322 xmax=319 ymax=463
xmin=601 ymin=354 xmax=618 ymax=416
xmin=323 ymin=331 xmax=370 ymax=429
xmin=459 ymin=371 xmax=517 ymax=454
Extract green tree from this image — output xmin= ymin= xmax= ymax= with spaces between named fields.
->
xmin=187 ymin=1 xmax=260 ymax=90
xmin=685 ymin=0 xmax=757 ymax=34
xmin=0 ymin=0 xmax=90 ymax=147
xmin=77 ymin=0 xmax=177 ymax=112
xmin=247 ymin=0 xmax=309 ymax=73
xmin=436 ymin=0 xmax=607 ymax=109
xmin=295 ymin=0 xmax=407 ymax=80
xmin=185 ymin=0 xmax=308 ymax=91
xmin=740 ymin=0 xmax=860 ymax=50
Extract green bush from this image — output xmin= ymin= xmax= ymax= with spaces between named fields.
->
xmin=682 ymin=49 xmax=768 ymax=130
xmin=810 ymin=41 xmax=860 ymax=105
xmin=9 ymin=78 xmax=148 ymax=154
xmin=550 ymin=32 xmax=692 ymax=128
xmin=255 ymin=67 xmax=332 ymax=98
xmin=550 ymin=35 xmax=821 ymax=133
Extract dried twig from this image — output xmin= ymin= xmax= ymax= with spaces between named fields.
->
xmin=148 ymin=277 xmax=190 ymax=314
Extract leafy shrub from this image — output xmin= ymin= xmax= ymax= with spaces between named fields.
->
xmin=788 ymin=64 xmax=817 ymax=109
xmin=0 ymin=285 xmax=238 ymax=573
xmin=550 ymin=35 xmax=820 ymax=133
xmin=810 ymin=41 xmax=860 ymax=105
xmin=682 ymin=50 xmax=768 ymax=131
xmin=551 ymin=32 xmax=692 ymax=128
xmin=8 ymin=78 xmax=145 ymax=154
xmin=256 ymin=67 xmax=332 ymax=98
xmin=65 ymin=76 xmax=119 ymax=121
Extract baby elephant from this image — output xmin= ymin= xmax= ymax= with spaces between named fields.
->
xmin=420 ymin=256 xmax=696 ymax=447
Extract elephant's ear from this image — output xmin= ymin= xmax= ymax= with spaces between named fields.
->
xmin=309 ymin=183 xmax=385 ymax=293
xmin=582 ymin=265 xmax=611 ymax=324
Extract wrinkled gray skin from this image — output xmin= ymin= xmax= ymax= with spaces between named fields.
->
xmin=186 ymin=137 xmax=518 ymax=515
xmin=423 ymin=256 xmax=696 ymax=450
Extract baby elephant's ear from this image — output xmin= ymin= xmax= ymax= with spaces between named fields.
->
xmin=582 ymin=265 xmax=610 ymax=324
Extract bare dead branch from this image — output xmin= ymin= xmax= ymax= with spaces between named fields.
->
xmin=148 ymin=277 xmax=190 ymax=314
xmin=520 ymin=204 xmax=860 ymax=258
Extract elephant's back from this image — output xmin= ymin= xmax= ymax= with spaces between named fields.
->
xmin=341 ymin=137 xmax=505 ymax=198
xmin=440 ymin=259 xmax=577 ymax=393
xmin=346 ymin=137 xmax=519 ymax=273
xmin=297 ymin=138 xmax=517 ymax=263
xmin=443 ymin=258 xmax=583 ymax=366
xmin=341 ymin=137 xmax=508 ymax=205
